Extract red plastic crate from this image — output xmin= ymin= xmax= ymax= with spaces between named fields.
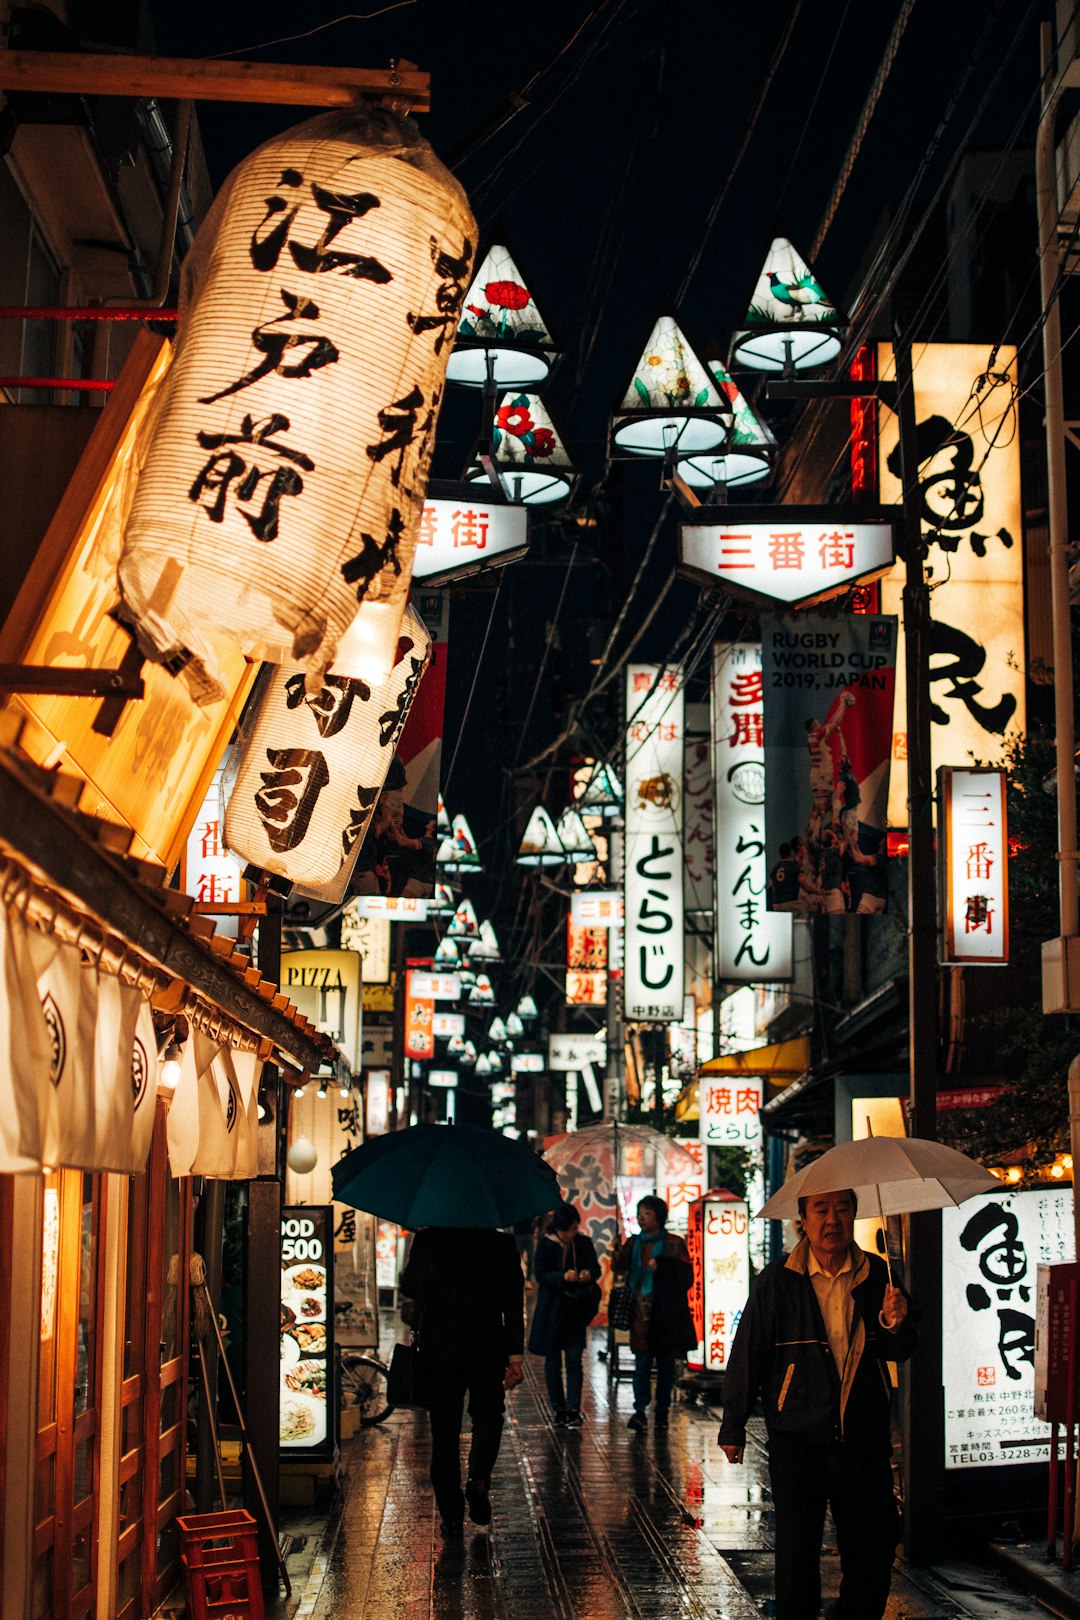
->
xmin=176 ymin=1510 xmax=265 ymax=1620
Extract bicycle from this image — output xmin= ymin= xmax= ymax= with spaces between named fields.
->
xmin=337 ymin=1345 xmax=394 ymax=1427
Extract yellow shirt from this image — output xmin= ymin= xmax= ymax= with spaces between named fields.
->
xmin=807 ymin=1246 xmax=855 ymax=1378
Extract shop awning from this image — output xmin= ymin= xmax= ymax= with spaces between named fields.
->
xmin=0 ymin=733 xmax=336 ymax=1076
xmin=675 ymin=1036 xmax=810 ymax=1122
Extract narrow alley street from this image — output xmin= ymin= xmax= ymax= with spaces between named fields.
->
xmin=281 ymin=1339 xmax=1046 ymax=1620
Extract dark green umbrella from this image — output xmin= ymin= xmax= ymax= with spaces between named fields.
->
xmin=331 ymin=1123 xmax=563 ymax=1228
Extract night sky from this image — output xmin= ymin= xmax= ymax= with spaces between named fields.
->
xmin=149 ymin=0 xmax=1042 ymax=1007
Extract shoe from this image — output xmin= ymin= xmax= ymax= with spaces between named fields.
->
xmin=465 ymin=1477 xmax=492 ymax=1526
xmin=565 ymin=1410 xmax=584 ymax=1428
xmin=440 ymin=1519 xmax=464 ymax=1543
xmin=655 ymin=1411 xmax=669 ymax=1430
xmin=553 ymin=1410 xmax=569 ymax=1426
xmin=627 ymin=1412 xmax=648 ymax=1432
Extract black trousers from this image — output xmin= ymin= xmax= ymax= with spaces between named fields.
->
xmin=767 ymin=1434 xmax=901 ymax=1620
xmin=425 ymin=1359 xmax=506 ymax=1526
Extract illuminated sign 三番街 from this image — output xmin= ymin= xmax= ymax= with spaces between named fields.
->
xmin=679 ymin=513 xmax=894 ymax=608
xmin=940 ymin=767 xmax=1008 ymax=965
xmin=624 ymin=664 xmax=685 ymax=1022
xmin=570 ymin=891 xmax=624 ymax=928
xmin=411 ymin=494 xmax=529 ymax=583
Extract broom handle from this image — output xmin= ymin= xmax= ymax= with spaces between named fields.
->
xmin=195 ymin=1338 xmax=229 ymax=1511
xmin=200 ymin=1281 xmax=292 ymax=1597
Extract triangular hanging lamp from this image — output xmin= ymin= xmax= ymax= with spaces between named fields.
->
xmin=461 ymin=1039 xmax=479 ymax=1065
xmin=578 ymin=760 xmax=624 ymax=818
xmin=729 ymin=235 xmax=845 ymax=374
xmin=437 ymin=794 xmax=452 ymax=836
xmin=517 ymin=804 xmax=566 ymax=866
xmin=438 ymin=813 xmax=482 ymax=876
xmin=516 ymin=994 xmax=538 ymax=1023
xmin=468 ymin=919 xmax=502 ymax=962
xmin=446 ymin=897 xmax=479 ymax=938
xmin=447 ymin=1034 xmax=467 ymax=1057
xmin=677 ymin=354 xmax=776 ymax=491
xmin=475 ymin=1052 xmax=492 ymax=1077
xmin=434 ymin=935 xmax=462 ymax=967
xmin=468 ymin=976 xmax=496 ymax=1008
xmin=465 ymin=392 xmax=577 ymax=506
xmin=447 ymin=235 xmax=559 ymax=389
xmin=611 ymin=309 xmax=732 ymax=458
xmin=487 ymin=1049 xmax=505 ymax=1072
xmin=428 ymin=881 xmax=458 ymax=916
xmin=556 ymin=805 xmax=596 ymax=862
xmin=488 ymin=1016 xmax=508 ymax=1043
xmin=506 ymin=1011 xmax=525 ymax=1038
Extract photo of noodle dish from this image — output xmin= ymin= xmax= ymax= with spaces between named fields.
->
xmin=279 ymin=1393 xmax=325 ymax=1447
xmin=283 ymin=1359 xmax=326 ymax=1400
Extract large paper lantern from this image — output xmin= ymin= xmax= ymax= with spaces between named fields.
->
xmin=119 ymin=106 xmax=475 ymax=697
xmin=224 ymin=605 xmax=431 ymax=891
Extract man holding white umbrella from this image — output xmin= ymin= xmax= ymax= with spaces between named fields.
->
xmin=718 ymin=1187 xmax=918 ymax=1620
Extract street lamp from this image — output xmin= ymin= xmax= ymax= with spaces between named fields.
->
xmin=468 ymin=919 xmax=502 ymax=962
xmin=465 ymin=390 xmax=578 ymax=505
xmin=556 ymin=805 xmax=596 ymax=862
xmin=447 ymin=897 xmax=479 ymax=937
xmin=730 ymin=235 xmax=845 ymax=375
xmin=611 ymin=309 xmax=732 ymax=458
xmin=517 ymin=804 xmax=566 ymax=866
xmin=675 ymin=355 xmax=775 ymax=492
xmin=446 ymin=235 xmax=559 ymax=390
xmin=434 ymin=936 xmax=462 ymax=967
xmin=577 ymin=760 xmax=623 ymax=818
xmin=437 ymin=812 xmax=482 ymax=876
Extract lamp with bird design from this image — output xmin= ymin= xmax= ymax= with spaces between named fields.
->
xmin=447 ymin=235 xmax=559 ymax=389
xmin=436 ymin=812 xmax=482 ymax=876
xmin=730 ymin=236 xmax=845 ymax=374
xmin=611 ymin=309 xmax=732 ymax=458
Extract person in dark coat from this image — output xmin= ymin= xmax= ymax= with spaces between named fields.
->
xmin=612 ymin=1195 xmax=695 ymax=1431
xmin=527 ymin=1203 xmax=601 ymax=1427
xmin=718 ymin=1188 xmax=919 ymax=1620
xmin=399 ymin=1227 xmax=524 ymax=1544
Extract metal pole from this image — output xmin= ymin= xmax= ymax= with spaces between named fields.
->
xmin=194 ymin=1179 xmax=226 ymax=1513
xmin=894 ymin=328 xmax=944 ymax=1561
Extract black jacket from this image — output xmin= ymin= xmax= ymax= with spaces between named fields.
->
xmin=528 ymin=1232 xmax=601 ymax=1356
xmin=400 ymin=1227 xmax=525 ymax=1364
xmin=718 ymin=1239 xmax=918 ymax=1450
xmin=613 ymin=1232 xmax=697 ymax=1358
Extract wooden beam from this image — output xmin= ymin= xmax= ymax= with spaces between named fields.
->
xmin=0 ymin=754 xmax=329 ymax=1073
xmin=0 ymin=51 xmax=430 ymax=112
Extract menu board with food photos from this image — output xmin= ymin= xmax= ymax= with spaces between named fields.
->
xmin=280 ymin=1205 xmax=337 ymax=1458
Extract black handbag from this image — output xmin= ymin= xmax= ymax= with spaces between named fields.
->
xmin=386 ymin=1337 xmax=428 ymax=1407
xmin=562 ymin=1237 xmax=602 ymax=1328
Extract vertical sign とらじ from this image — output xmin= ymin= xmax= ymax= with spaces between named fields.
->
xmin=280 ymin=1205 xmax=337 ymax=1457
xmin=700 ymin=1195 xmax=750 ymax=1372
xmin=624 ymin=665 xmax=685 ymax=1021
xmin=939 ymin=767 xmax=1008 ymax=965
xmin=712 ymin=643 xmax=792 ymax=979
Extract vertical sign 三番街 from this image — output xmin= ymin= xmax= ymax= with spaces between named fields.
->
xmin=942 ymin=1187 xmax=1073 ymax=1470
xmin=624 ymin=665 xmax=685 ymax=1021
xmin=940 ymin=767 xmax=1008 ymax=965
xmin=711 ymin=643 xmax=792 ymax=979
xmin=878 ymin=343 xmax=1025 ymax=828
xmin=280 ymin=1205 xmax=336 ymax=1457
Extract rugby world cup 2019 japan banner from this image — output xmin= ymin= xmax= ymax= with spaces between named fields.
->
xmin=762 ymin=615 xmax=897 ymax=916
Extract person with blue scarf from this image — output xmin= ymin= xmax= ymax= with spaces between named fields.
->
xmin=612 ymin=1195 xmax=695 ymax=1431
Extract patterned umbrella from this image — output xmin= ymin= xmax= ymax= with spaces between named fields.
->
xmin=543 ymin=1123 xmax=699 ymax=1190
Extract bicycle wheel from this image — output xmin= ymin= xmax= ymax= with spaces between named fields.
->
xmin=340 ymin=1353 xmax=393 ymax=1426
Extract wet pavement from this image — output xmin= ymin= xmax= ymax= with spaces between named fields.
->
xmin=277 ymin=1333 xmax=1053 ymax=1620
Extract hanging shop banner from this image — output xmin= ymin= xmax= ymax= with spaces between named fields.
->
xmin=624 ymin=664 xmax=685 ymax=1021
xmin=878 ymin=343 xmax=1025 ymax=828
xmin=225 ymin=606 xmax=430 ymax=898
xmin=679 ymin=511 xmax=894 ymax=607
xmin=699 ymin=1075 xmax=763 ymax=1151
xmin=711 ymin=643 xmax=793 ymax=980
xmin=412 ymin=494 xmax=529 ymax=583
xmin=547 ymin=1031 xmax=607 ymax=1071
xmin=119 ymin=109 xmax=475 ymax=699
xmin=281 ymin=949 xmax=363 ymax=1070
xmin=761 ymin=614 xmax=897 ymax=915
xmin=433 ymin=1011 xmax=465 ymax=1038
xmin=566 ymin=969 xmax=607 ymax=1007
xmin=404 ymin=970 xmax=435 ymax=1060
xmin=571 ymin=891 xmax=623 ymax=928
xmin=567 ymin=918 xmax=607 ymax=972
xmin=510 ymin=1052 xmax=544 ymax=1074
xmin=365 ymin=1070 xmax=390 ymax=1135
xmin=684 ymin=704 xmax=715 ymax=913
xmin=352 ymin=896 xmax=429 ymax=920
xmin=338 ymin=907 xmax=391 ymax=984
xmin=939 ymin=767 xmax=1008 ymax=965
xmin=360 ymin=1026 xmax=393 ymax=1069
xmin=280 ymin=1205 xmax=337 ymax=1457
xmin=409 ymin=970 xmax=460 ymax=1000
xmin=942 ymin=1187 xmax=1074 ymax=1471
xmin=699 ymin=1196 xmax=751 ymax=1372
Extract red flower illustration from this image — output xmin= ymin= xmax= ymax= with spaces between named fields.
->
xmin=530 ymin=428 xmax=556 ymax=458
xmin=485 ymin=279 xmax=530 ymax=311
xmin=497 ymin=402 xmax=534 ymax=436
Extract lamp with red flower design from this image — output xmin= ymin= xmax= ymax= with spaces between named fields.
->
xmin=465 ymin=391 xmax=577 ymax=505
xmin=611 ymin=309 xmax=732 ymax=458
xmin=447 ymin=238 xmax=559 ymax=389
xmin=729 ymin=235 xmax=845 ymax=374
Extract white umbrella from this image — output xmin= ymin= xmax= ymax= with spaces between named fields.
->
xmin=758 ymin=1130 xmax=1001 ymax=1283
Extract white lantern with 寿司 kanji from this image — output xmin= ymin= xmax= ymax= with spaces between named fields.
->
xmin=223 ymin=605 xmax=430 ymax=893
xmin=119 ymin=106 xmax=475 ymax=699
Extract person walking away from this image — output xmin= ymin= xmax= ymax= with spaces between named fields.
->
xmin=513 ymin=1213 xmax=537 ymax=1286
xmin=613 ymin=1195 xmax=694 ymax=1431
xmin=400 ymin=1226 xmax=525 ymax=1545
xmin=528 ymin=1203 xmax=601 ymax=1427
xmin=717 ymin=1189 xmax=918 ymax=1620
